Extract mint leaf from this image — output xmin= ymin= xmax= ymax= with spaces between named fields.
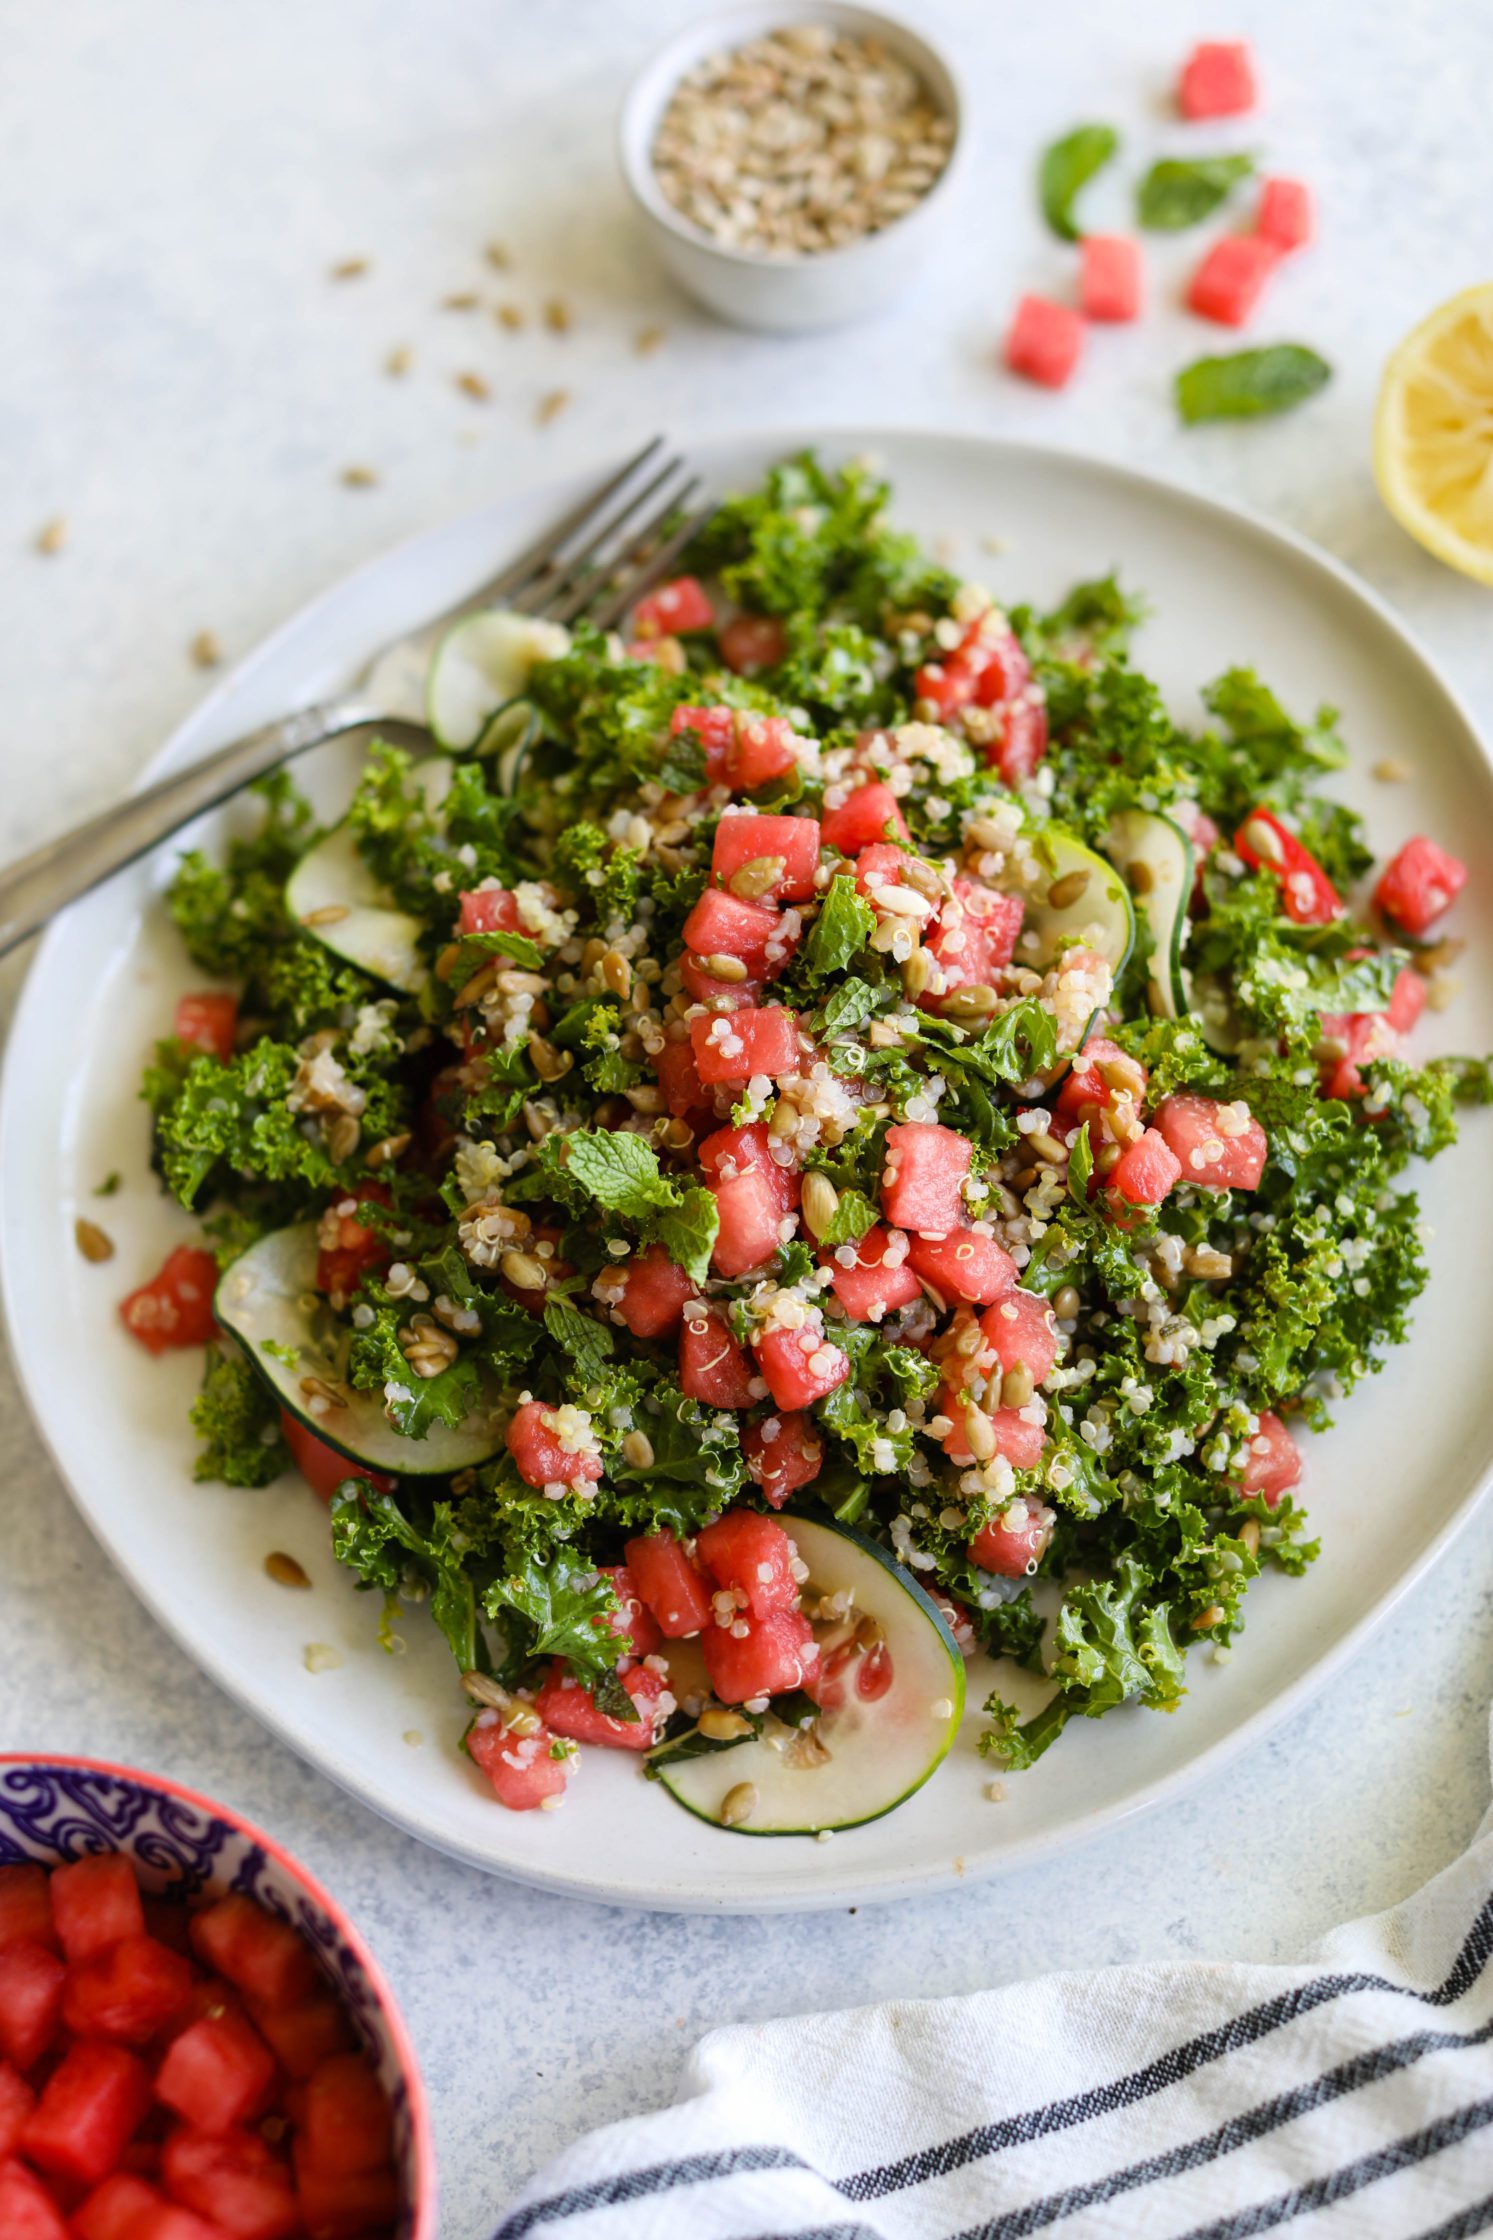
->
xmin=1176 ymin=346 xmax=1332 ymax=425
xmin=563 ymin=1129 xmax=675 ymax=1219
xmin=815 ymin=977 xmax=882 ymax=1038
xmin=1067 ymin=1123 xmax=1094 ymax=1205
xmin=1137 ymin=153 xmax=1254 ymax=230
xmin=543 ymin=1296 xmax=615 ymax=1382
xmin=817 ymin=1186 xmax=879 ymax=1248
xmin=655 ymin=1187 xmax=719 ymax=1287
xmin=804 ymin=874 xmax=874 ymax=979
xmin=1038 ymin=123 xmax=1119 ymax=241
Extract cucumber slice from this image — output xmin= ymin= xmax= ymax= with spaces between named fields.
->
xmin=656 ymin=1518 xmax=964 ymax=1837
xmin=214 ymin=1225 xmax=505 ymax=1477
xmin=284 ymin=756 xmax=453 ymax=994
xmin=427 ymin=612 xmax=570 ymax=751
xmin=472 ymin=696 xmax=543 ymax=795
xmin=1104 ymin=809 xmax=1194 ymax=1020
xmin=1021 ymin=830 xmax=1135 ymax=982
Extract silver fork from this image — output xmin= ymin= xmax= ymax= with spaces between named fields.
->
xmin=0 ymin=437 xmax=712 ymax=958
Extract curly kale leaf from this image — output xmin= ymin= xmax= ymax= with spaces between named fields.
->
xmin=166 ymin=770 xmax=318 ymax=979
xmin=330 ymin=1487 xmax=483 ymax=1670
xmin=189 ymin=1352 xmax=286 ymax=1486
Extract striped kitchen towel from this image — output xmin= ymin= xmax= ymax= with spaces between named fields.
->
xmin=493 ymin=1783 xmax=1493 ymax=2238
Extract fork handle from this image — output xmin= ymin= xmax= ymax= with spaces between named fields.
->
xmin=0 ymin=695 xmax=383 ymax=960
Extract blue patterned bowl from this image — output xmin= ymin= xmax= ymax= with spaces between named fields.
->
xmin=0 ymin=1754 xmax=435 ymax=2238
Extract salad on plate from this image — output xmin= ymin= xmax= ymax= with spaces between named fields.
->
xmin=124 ymin=452 xmax=1485 ymax=1836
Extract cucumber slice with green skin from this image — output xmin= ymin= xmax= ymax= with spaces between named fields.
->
xmin=1104 ymin=809 xmax=1194 ymax=1020
xmin=656 ymin=1518 xmax=964 ymax=1837
xmin=1020 ymin=830 xmax=1136 ymax=983
xmin=285 ymin=756 xmax=453 ymax=994
xmin=426 ymin=612 xmax=570 ymax=751
xmin=472 ymin=696 xmax=544 ymax=795
xmin=214 ymin=1225 xmax=506 ymax=1477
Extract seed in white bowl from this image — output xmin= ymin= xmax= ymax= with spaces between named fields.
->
xmin=651 ymin=26 xmax=953 ymax=260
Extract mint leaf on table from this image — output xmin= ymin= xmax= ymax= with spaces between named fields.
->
xmin=1137 ymin=153 xmax=1254 ymax=230
xmin=654 ymin=1188 xmax=720 ymax=1288
xmin=1176 ymin=346 xmax=1332 ymax=424
xmin=804 ymin=873 xmax=875 ymax=978
xmin=563 ymin=1129 xmax=676 ymax=1220
xmin=1038 ymin=123 xmax=1120 ymax=241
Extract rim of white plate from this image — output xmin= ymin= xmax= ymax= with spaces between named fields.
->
xmin=4 ymin=426 xmax=1492 ymax=1912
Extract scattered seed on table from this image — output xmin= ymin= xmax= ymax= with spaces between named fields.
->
xmin=1373 ymin=758 xmax=1413 ymax=783
xmin=35 ymin=518 xmax=67 ymax=556
xmin=456 ymin=370 xmax=491 ymax=401
xmin=495 ymin=304 xmax=526 ymax=330
xmin=484 ymin=240 xmax=511 ymax=270
xmin=537 ymin=388 xmax=571 ymax=424
xmin=341 ymin=464 xmax=379 ymax=488
xmin=74 ymin=1219 xmax=114 ymax=1263
xmin=265 ymin=1551 xmax=311 ymax=1590
xmin=636 ymin=325 xmax=666 ymax=355
xmin=402 ymin=1729 xmax=423 ymax=1747
xmin=189 ymin=629 xmax=222 ymax=668
xmin=543 ymin=297 xmax=572 ymax=332
xmin=442 ymin=291 xmax=480 ymax=311
xmin=329 ymin=257 xmax=369 ymax=280
xmin=303 ymin=1642 xmax=343 ymax=1673
xmin=384 ymin=344 xmax=413 ymax=377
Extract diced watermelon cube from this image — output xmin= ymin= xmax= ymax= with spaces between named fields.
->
xmin=1236 ymin=1409 xmax=1303 ymax=1504
xmin=117 ymin=1246 xmax=222 ymax=1355
xmin=726 ymin=712 xmax=802 ymax=793
xmin=187 ymin=1899 xmax=319 ymax=2017
xmin=1054 ymin=1034 xmax=1145 ymax=1129
xmin=504 ymin=1400 xmax=604 ymax=1493
xmin=72 ymin=2172 xmax=163 ymax=2240
xmin=701 ymin=1609 xmax=819 ymax=1705
xmin=154 ymin=2013 xmax=277 ymax=2133
xmin=905 ymin=1227 xmax=1017 ymax=1306
xmin=63 ymin=1935 xmax=194 ymax=2047
xmin=297 ymin=2054 xmax=394 ymax=2180
xmin=669 ymin=703 xmax=736 ymax=784
xmin=1256 ymin=176 xmax=1314 ymax=252
xmin=880 ymin=1122 xmax=972 ymax=1236
xmin=535 ymin=1661 xmax=667 ymax=1753
xmin=820 ymin=781 xmax=910 ymax=857
xmin=457 ymin=885 xmax=520 ymax=936
xmin=697 ymin=1509 xmax=800 ymax=1619
xmin=243 ymin=1995 xmax=351 ymax=2084
xmin=1154 ymin=1094 xmax=1268 ymax=1190
xmin=0 ymin=2159 xmax=69 ymax=2240
xmin=0 ymin=1940 xmax=65 ymax=2070
xmin=853 ymin=841 xmax=918 ymax=907
xmin=678 ymin=956 xmax=765 ymax=1006
xmin=822 ymin=1225 xmax=923 ymax=1323
xmin=1387 ymin=964 xmax=1427 ymax=1036
xmin=680 ymin=887 xmax=785 ymax=979
xmin=993 ymin=698 xmax=1049 ymax=787
xmin=752 ymin=1320 xmax=851 ymax=1411
xmin=22 ymin=2040 xmax=152 ymax=2186
xmin=593 ymin=1242 xmax=695 ymax=1341
xmin=652 ymin=1036 xmax=710 ymax=1119
xmin=980 ymin=1289 xmax=1061 ymax=1385
xmin=1375 ymin=835 xmax=1468 ymax=936
xmin=1234 ymin=807 xmax=1342 ymax=924
xmin=1179 ymin=39 xmax=1258 ymax=119
xmin=969 ymin=1494 xmax=1057 ymax=1577
xmin=623 ymin=1530 xmax=715 ymax=1638
xmin=678 ymin=1300 xmax=759 ymax=1409
xmin=1188 ymin=234 xmax=1278 ymax=327
xmin=1005 ymin=294 xmax=1084 ymax=389
xmin=0 ymin=2063 xmax=34 ymax=2158
xmin=925 ymin=879 xmax=1024 ymax=995
xmin=631 ymin=575 xmax=714 ymax=639
xmin=743 ymin=1413 xmax=823 ymax=1507
xmin=292 ymin=2142 xmax=402 ymax=2240
xmin=465 ymin=1712 xmax=571 ymax=1813
xmin=941 ymin=1390 xmax=1048 ymax=1472
xmin=1319 ymin=1009 xmax=1398 ymax=1102
xmin=1080 ymin=234 xmax=1142 ymax=322
xmin=718 ymin=614 xmax=789 ymax=674
xmin=596 ymin=1564 xmax=663 ymax=1657
xmin=712 ymin=812 xmax=820 ymax=903
xmin=690 ymin=1004 xmax=803 ymax=1087
xmin=0 ymin=1867 xmax=54 ymax=1955
xmin=174 ymin=993 xmax=239 ymax=1066
xmin=161 ymin=2126 xmax=300 ymax=2240
xmin=279 ymin=1413 xmax=392 ymax=1505
xmin=1108 ymin=1127 xmax=1183 ymax=1207
xmin=699 ymin=1120 xmax=799 ymax=1278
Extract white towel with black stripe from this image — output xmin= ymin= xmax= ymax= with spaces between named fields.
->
xmin=493 ymin=1780 xmax=1493 ymax=2240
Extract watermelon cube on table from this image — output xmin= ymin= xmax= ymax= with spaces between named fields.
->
xmin=597 ymin=1564 xmax=663 ymax=1658
xmin=699 ymin=1120 xmax=799 ymax=1279
xmin=680 ymin=887 xmax=784 ymax=979
xmin=504 ymin=1401 xmax=604 ymax=1494
xmin=457 ymin=885 xmax=520 ymax=936
xmin=742 ymin=1413 xmax=823 ymax=1507
xmin=188 ymin=1898 xmax=320 ymax=2016
xmin=0 ymin=1867 xmax=55 ymax=1955
xmin=292 ymin=2144 xmax=402 ymax=2240
xmin=0 ymin=2158 xmax=69 ymax=2240
xmin=630 ymin=575 xmax=714 ymax=639
xmin=245 ymin=1994 xmax=352 ymax=2084
xmin=752 ymin=1321 xmax=851 ymax=1411
xmin=1080 ymin=235 xmax=1143 ymax=322
xmin=678 ymin=1300 xmax=758 ymax=1409
xmin=697 ymin=1510 xmax=799 ymax=1620
xmin=711 ymin=811 xmax=820 ymax=902
xmin=154 ymin=2011 xmax=277 ymax=2133
xmin=880 ymin=1122 xmax=972 ymax=1237
xmin=924 ymin=879 xmax=1025 ymax=993
xmin=1256 ymin=176 xmax=1314 ymax=252
xmin=161 ymin=2124 xmax=301 ymax=2240
xmin=173 ymin=992 xmax=239 ymax=1065
xmin=535 ymin=1662 xmax=667 ymax=1753
xmin=718 ymin=613 xmax=788 ymax=675
xmin=1154 ymin=1094 xmax=1268 ymax=1190
xmin=465 ymin=1712 xmax=571 ymax=1813
xmin=0 ymin=2062 xmax=34 ymax=2158
xmin=823 ymin=1225 xmax=923 ymax=1324
xmin=623 ymin=1529 xmax=715 ymax=1638
xmin=1005 ymin=294 xmax=1084 ymax=389
xmin=1179 ymin=39 xmax=1258 ymax=118
xmin=701 ymin=1609 xmax=819 ymax=1705
xmin=905 ymin=1226 xmax=1016 ymax=1307
xmin=72 ymin=2172 xmax=164 ymax=2240
xmin=1375 ymin=835 xmax=1468 ymax=936
xmin=594 ymin=1242 xmax=696 ymax=1341
xmin=1236 ymin=1410 xmax=1303 ymax=1503
xmin=689 ymin=1004 xmax=803 ymax=1087
xmin=819 ymin=781 xmax=909 ymax=856
xmin=50 ymin=1854 xmax=147 ymax=1964
xmin=297 ymin=2054 xmax=394 ymax=2179
xmin=21 ymin=2040 xmax=153 ymax=2186
xmin=1188 ymin=235 xmax=1278 ymax=327
xmin=0 ymin=1939 xmax=65 ymax=2071
xmin=969 ymin=1494 xmax=1057 ymax=1577
xmin=1108 ymin=1127 xmax=1183 ymax=1207
xmin=980 ymin=1290 xmax=1062 ymax=1385
xmin=62 ymin=1934 xmax=194 ymax=2047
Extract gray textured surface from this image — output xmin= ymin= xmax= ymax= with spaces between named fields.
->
xmin=3 ymin=1 xmax=1493 ymax=2231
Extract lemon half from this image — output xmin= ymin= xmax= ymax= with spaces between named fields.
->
xmin=1374 ymin=284 xmax=1493 ymax=585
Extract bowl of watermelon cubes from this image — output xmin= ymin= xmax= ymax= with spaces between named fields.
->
xmin=0 ymin=1755 xmax=433 ymax=2240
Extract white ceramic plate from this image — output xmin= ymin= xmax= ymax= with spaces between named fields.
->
xmin=5 ymin=430 xmax=1492 ymax=1913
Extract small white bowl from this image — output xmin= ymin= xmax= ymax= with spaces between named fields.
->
xmin=618 ymin=2 xmax=966 ymax=334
